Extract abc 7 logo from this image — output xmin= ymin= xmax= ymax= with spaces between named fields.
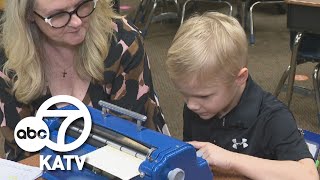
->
xmin=14 ymin=95 xmax=92 ymax=152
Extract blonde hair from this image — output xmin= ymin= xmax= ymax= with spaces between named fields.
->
xmin=0 ymin=0 xmax=118 ymax=103
xmin=166 ymin=12 xmax=248 ymax=85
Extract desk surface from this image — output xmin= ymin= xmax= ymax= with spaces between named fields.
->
xmin=20 ymin=154 xmax=249 ymax=180
xmin=285 ymin=0 xmax=320 ymax=7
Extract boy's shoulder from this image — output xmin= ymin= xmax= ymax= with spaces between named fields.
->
xmin=241 ymin=76 xmax=290 ymax=121
xmin=256 ymin=88 xmax=293 ymax=130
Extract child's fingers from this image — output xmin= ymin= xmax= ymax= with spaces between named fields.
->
xmin=196 ymin=149 xmax=204 ymax=157
xmin=188 ymin=141 xmax=207 ymax=149
xmin=188 ymin=141 xmax=207 ymax=157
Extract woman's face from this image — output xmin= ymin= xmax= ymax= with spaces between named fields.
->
xmin=33 ymin=0 xmax=95 ymax=47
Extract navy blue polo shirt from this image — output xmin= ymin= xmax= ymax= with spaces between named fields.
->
xmin=183 ymin=76 xmax=312 ymax=161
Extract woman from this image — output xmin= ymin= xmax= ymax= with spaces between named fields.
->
xmin=0 ymin=0 xmax=170 ymax=161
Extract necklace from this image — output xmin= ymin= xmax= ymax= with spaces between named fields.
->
xmin=62 ymin=69 xmax=68 ymax=78
xmin=61 ymin=64 xmax=74 ymax=78
xmin=45 ymin=62 xmax=74 ymax=79
xmin=43 ymin=46 xmax=76 ymax=78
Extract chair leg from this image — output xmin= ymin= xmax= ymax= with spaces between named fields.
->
xmin=248 ymin=1 xmax=285 ymax=45
xmin=241 ymin=0 xmax=247 ymax=28
xmin=181 ymin=0 xmax=194 ymax=25
xmin=133 ymin=0 xmax=142 ymax=24
xmin=286 ymin=32 xmax=303 ymax=108
xmin=133 ymin=0 xmax=147 ymax=24
xmin=173 ymin=0 xmax=181 ymax=18
xmin=180 ymin=0 xmax=233 ymax=25
xmin=312 ymin=63 xmax=320 ymax=125
xmin=141 ymin=0 xmax=152 ymax=23
xmin=141 ymin=0 xmax=158 ymax=37
xmin=222 ymin=1 xmax=233 ymax=16
xmin=151 ymin=0 xmax=180 ymax=23
xmin=236 ymin=0 xmax=246 ymax=26
xmin=249 ymin=1 xmax=261 ymax=45
xmin=274 ymin=66 xmax=290 ymax=97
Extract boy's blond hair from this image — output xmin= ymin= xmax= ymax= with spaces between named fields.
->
xmin=166 ymin=12 xmax=248 ymax=85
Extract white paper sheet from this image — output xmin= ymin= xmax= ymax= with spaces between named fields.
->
xmin=306 ymin=141 xmax=318 ymax=158
xmin=0 ymin=158 xmax=43 ymax=180
xmin=84 ymin=145 xmax=143 ymax=180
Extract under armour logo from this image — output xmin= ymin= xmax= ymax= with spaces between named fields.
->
xmin=232 ymin=138 xmax=248 ymax=149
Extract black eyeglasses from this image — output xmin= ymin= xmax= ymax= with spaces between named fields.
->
xmin=33 ymin=0 xmax=98 ymax=28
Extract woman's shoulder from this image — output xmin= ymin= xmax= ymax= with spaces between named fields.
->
xmin=0 ymin=49 xmax=11 ymax=98
xmin=105 ymin=18 xmax=145 ymax=68
xmin=0 ymin=48 xmax=6 ymax=70
xmin=112 ymin=17 xmax=143 ymax=46
xmin=0 ymin=49 xmax=9 ymax=81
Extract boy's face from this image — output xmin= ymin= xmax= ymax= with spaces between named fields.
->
xmin=174 ymin=70 xmax=247 ymax=120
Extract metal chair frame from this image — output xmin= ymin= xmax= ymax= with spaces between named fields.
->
xmin=133 ymin=0 xmax=180 ymax=37
xmin=274 ymin=32 xmax=320 ymax=124
xmin=180 ymin=0 xmax=233 ymax=25
xmin=247 ymin=0 xmax=284 ymax=44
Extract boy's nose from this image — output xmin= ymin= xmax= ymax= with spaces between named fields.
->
xmin=186 ymin=99 xmax=201 ymax=111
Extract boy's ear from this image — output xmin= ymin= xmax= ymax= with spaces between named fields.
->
xmin=235 ymin=67 xmax=248 ymax=85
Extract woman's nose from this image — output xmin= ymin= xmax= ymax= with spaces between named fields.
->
xmin=68 ymin=14 xmax=82 ymax=27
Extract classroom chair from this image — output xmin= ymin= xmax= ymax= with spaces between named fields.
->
xmin=180 ymin=0 xmax=233 ymax=25
xmin=245 ymin=0 xmax=285 ymax=44
xmin=274 ymin=32 xmax=320 ymax=125
xmin=133 ymin=0 xmax=180 ymax=37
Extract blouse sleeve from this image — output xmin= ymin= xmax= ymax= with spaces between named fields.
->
xmin=103 ymin=18 xmax=170 ymax=135
xmin=0 ymin=54 xmax=31 ymax=161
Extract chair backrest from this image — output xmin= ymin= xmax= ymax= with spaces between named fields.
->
xmin=290 ymin=31 xmax=320 ymax=64
xmin=112 ymin=0 xmax=120 ymax=13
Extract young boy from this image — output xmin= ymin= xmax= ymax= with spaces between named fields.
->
xmin=166 ymin=12 xmax=318 ymax=179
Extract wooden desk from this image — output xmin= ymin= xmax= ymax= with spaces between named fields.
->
xmin=20 ymin=154 xmax=249 ymax=180
xmin=286 ymin=0 xmax=320 ymax=7
xmin=19 ymin=154 xmax=40 ymax=167
xmin=19 ymin=155 xmax=43 ymax=180
xmin=286 ymin=0 xmax=320 ymax=33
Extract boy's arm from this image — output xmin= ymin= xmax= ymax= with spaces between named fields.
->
xmin=231 ymin=151 xmax=318 ymax=180
xmin=230 ymin=104 xmax=318 ymax=179
xmin=189 ymin=106 xmax=319 ymax=180
xmin=190 ymin=141 xmax=319 ymax=180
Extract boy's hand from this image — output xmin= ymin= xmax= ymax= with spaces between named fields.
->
xmin=188 ymin=141 xmax=235 ymax=170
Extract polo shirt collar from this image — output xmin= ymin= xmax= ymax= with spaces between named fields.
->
xmin=221 ymin=75 xmax=264 ymax=128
